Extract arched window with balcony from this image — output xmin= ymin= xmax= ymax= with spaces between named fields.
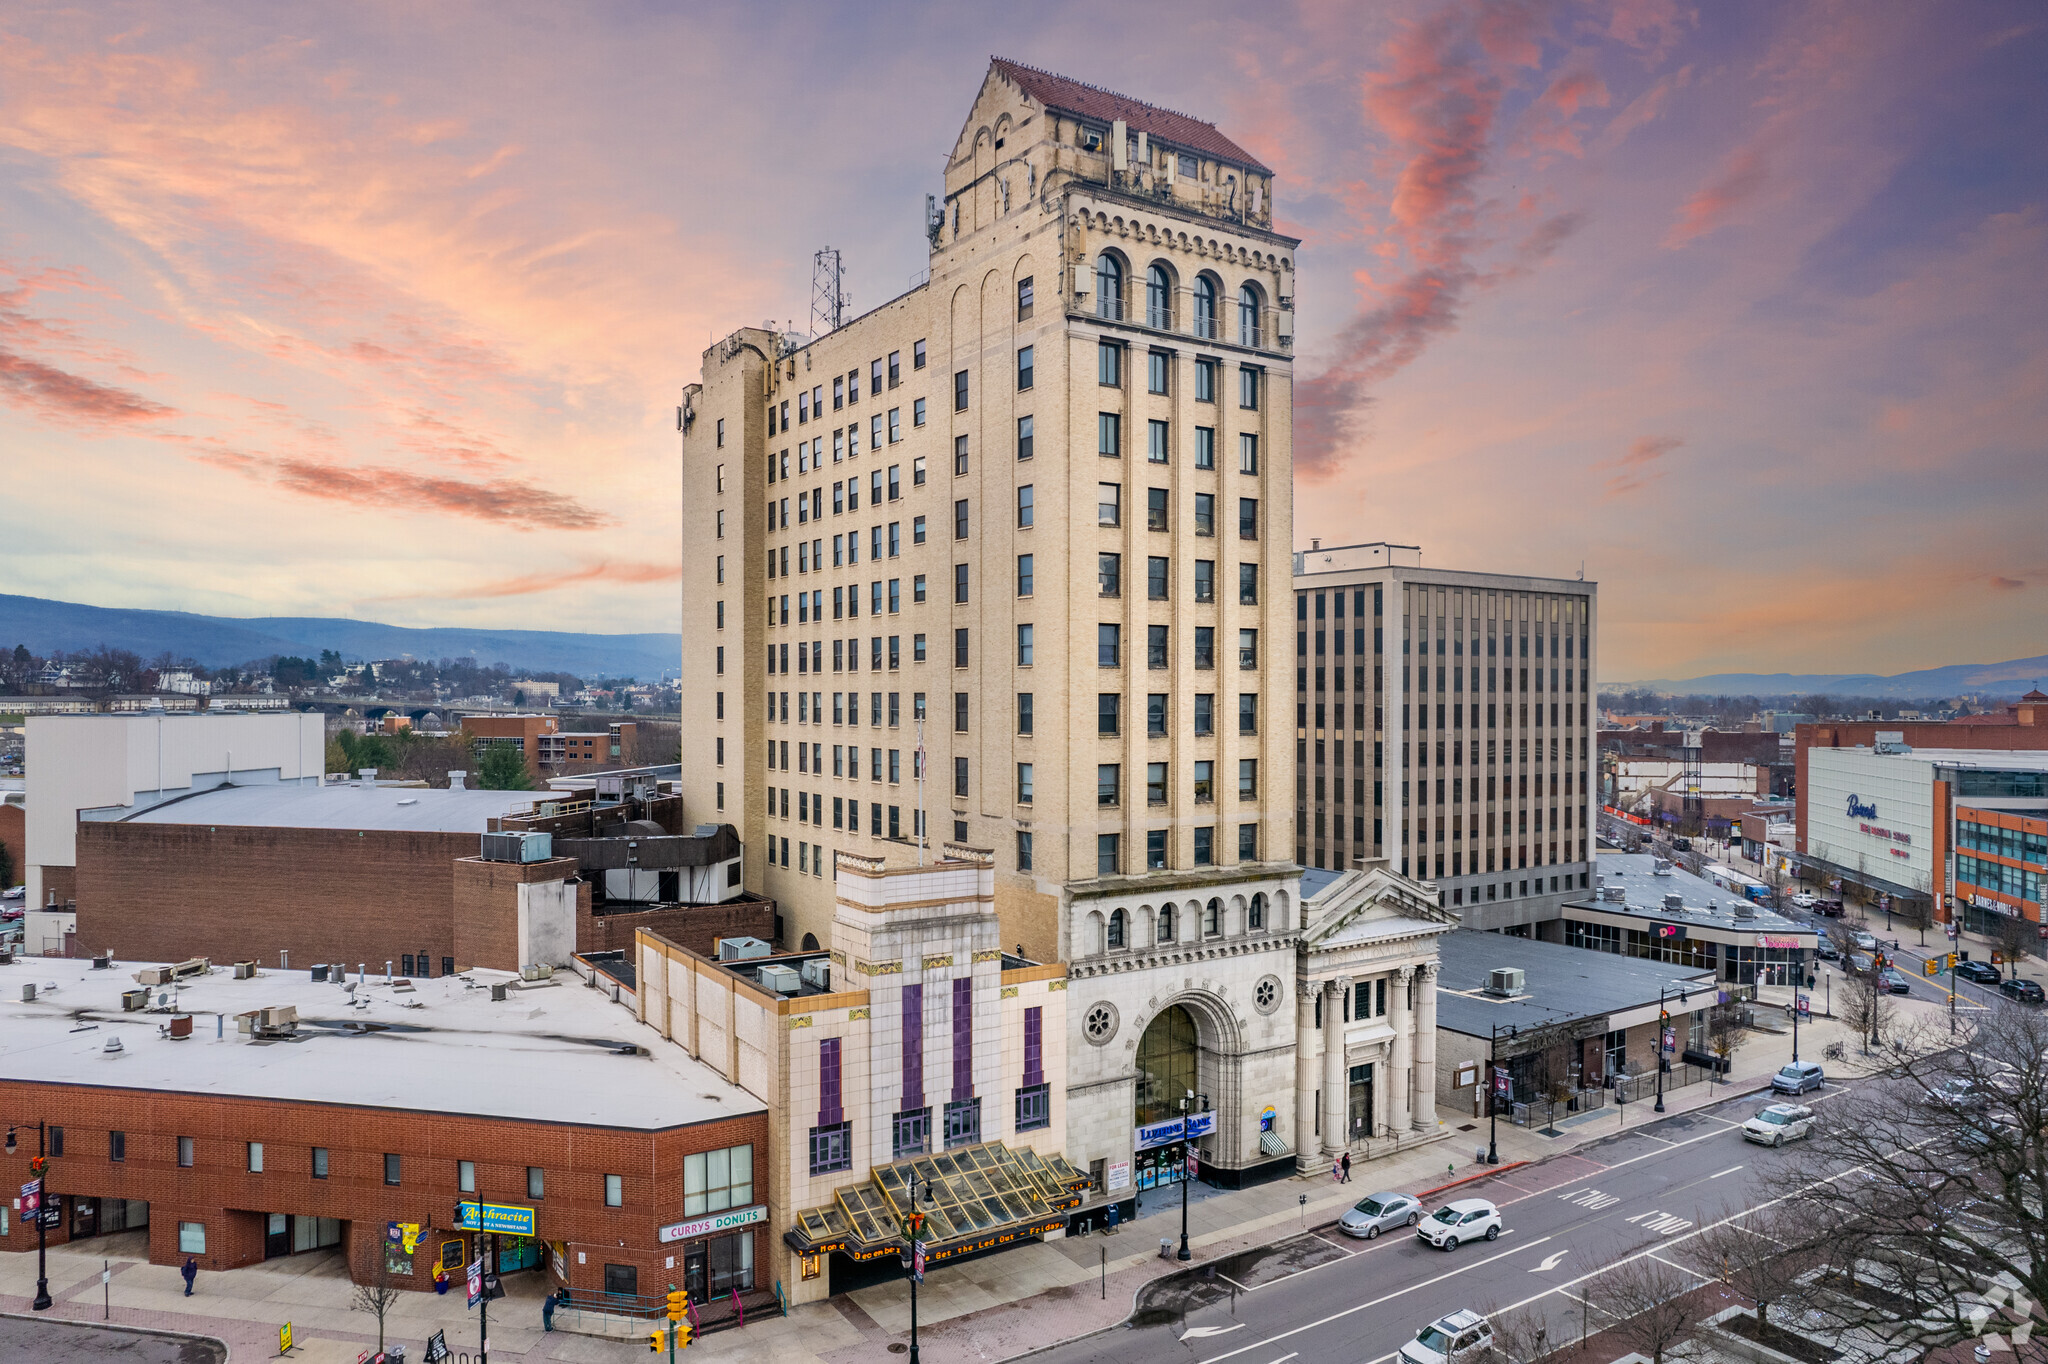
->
xmin=1238 ymin=283 xmax=1261 ymax=346
xmin=1146 ymin=264 xmax=1172 ymax=330
xmin=1193 ymin=275 xmax=1218 ymax=339
xmin=1108 ymin=908 xmax=1128 ymax=949
xmin=1202 ymin=897 xmax=1221 ymax=936
xmin=1096 ymin=253 xmax=1124 ymax=321
xmin=1249 ymin=892 xmax=1266 ymax=930
xmin=1157 ymin=902 xmax=1176 ymax=943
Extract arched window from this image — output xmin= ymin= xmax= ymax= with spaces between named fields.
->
xmin=800 ymin=932 xmax=820 ymax=951
xmin=1238 ymin=284 xmax=1261 ymax=346
xmin=1157 ymin=902 xmax=1176 ymax=943
xmin=1249 ymin=892 xmax=1266 ymax=930
xmin=1146 ymin=264 xmax=1172 ymax=330
xmin=1134 ymin=1005 xmax=1199 ymax=1125
xmin=1108 ymin=908 xmax=1127 ymax=949
xmin=1096 ymin=254 xmax=1124 ymax=321
xmin=1193 ymin=276 xmax=1218 ymax=339
xmin=1202 ymin=897 xmax=1221 ymax=936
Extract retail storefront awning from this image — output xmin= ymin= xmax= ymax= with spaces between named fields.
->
xmin=785 ymin=1141 xmax=1088 ymax=1265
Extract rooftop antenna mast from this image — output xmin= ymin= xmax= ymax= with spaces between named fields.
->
xmin=812 ymin=247 xmax=849 ymax=336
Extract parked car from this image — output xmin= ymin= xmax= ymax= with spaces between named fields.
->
xmin=1673 ymin=837 xmax=1693 ymax=851
xmin=1880 ymin=967 xmax=1914 ymax=995
xmin=1791 ymin=892 xmax=1816 ymax=910
xmin=1853 ymin=931 xmax=1879 ymax=952
xmin=1399 ymin=1309 xmax=1495 ymax=1364
xmin=1339 ymin=1191 xmax=1422 ymax=1240
xmin=1417 ymin=1199 xmax=1502 ymax=1251
xmin=1999 ymin=978 xmax=2046 ymax=1007
xmin=1772 ymin=1061 xmax=1827 ymax=1095
xmin=1742 ymin=1103 xmax=1816 ymax=1146
xmin=1956 ymin=960 xmax=2002 ymax=986
xmin=1812 ymin=898 xmax=1845 ymax=918
xmin=1815 ymin=940 xmax=1842 ymax=963
xmin=1921 ymin=1075 xmax=2014 ymax=1109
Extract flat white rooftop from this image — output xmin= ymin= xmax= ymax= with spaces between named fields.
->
xmin=117 ymin=782 xmax=542 ymax=834
xmin=0 ymin=957 xmax=762 ymax=1130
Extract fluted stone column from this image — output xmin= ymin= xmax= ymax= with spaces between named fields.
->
xmin=1413 ymin=963 xmax=1439 ymax=1130
xmin=1323 ymin=978 xmax=1349 ymax=1158
xmin=1389 ymin=967 xmax=1414 ymax=1135
xmin=1295 ymin=977 xmax=1320 ymax=1172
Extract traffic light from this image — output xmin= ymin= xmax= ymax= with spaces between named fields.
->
xmin=675 ymin=1319 xmax=695 ymax=1350
xmin=648 ymin=1326 xmax=668 ymax=1352
xmin=666 ymin=1289 xmax=687 ymax=1322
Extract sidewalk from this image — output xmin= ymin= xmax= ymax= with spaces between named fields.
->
xmin=0 ymin=987 xmax=1940 ymax=1364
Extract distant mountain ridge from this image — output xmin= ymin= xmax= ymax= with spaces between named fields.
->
xmin=1614 ymin=654 xmax=2048 ymax=700
xmin=0 ymin=593 xmax=680 ymax=680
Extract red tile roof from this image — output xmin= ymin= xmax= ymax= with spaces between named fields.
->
xmin=989 ymin=57 xmax=1273 ymax=176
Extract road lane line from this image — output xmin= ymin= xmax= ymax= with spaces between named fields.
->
xmin=1216 ymin=1272 xmax=1253 ymax=1292
xmin=1260 ymin=1354 xmax=1298 ymax=1364
xmin=1195 ymin=1235 xmax=1552 ymax=1364
xmin=1709 ymin=1164 xmax=1743 ymax=1178
xmin=1309 ymin=1233 xmax=1351 ymax=1254
xmin=1180 ymin=1324 xmax=1245 ymax=1342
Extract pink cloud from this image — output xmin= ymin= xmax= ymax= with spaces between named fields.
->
xmin=1601 ymin=434 xmax=1684 ymax=498
xmin=375 ymin=559 xmax=683 ymax=602
xmin=196 ymin=449 xmax=610 ymax=530
xmin=1664 ymin=145 xmax=1768 ymax=247
xmin=1990 ymin=576 xmax=2026 ymax=590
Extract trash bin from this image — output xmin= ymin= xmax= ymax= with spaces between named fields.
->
xmin=384 ymin=1347 xmax=407 ymax=1364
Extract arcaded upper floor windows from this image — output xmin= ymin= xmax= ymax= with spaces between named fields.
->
xmin=1193 ymin=276 xmax=1218 ymax=340
xmin=1096 ymin=254 xmax=1124 ymax=321
xmin=1146 ymin=265 xmax=1172 ymax=330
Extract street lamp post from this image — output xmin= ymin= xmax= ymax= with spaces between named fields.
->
xmin=4 ymin=1123 xmax=53 ymax=1311
xmin=902 ymin=1168 xmax=936 ymax=1364
xmin=1486 ymin=1025 xmax=1516 ymax=1164
xmin=1176 ymin=1090 xmax=1194 ymax=1261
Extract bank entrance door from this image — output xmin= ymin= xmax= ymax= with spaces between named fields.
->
xmin=1347 ymin=1063 xmax=1375 ymax=1141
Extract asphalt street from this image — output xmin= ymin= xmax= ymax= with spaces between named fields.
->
xmin=0 ymin=1317 xmax=226 ymax=1363
xmin=1029 ymin=1083 xmax=1856 ymax=1364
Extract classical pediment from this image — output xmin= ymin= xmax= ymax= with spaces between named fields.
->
xmin=1300 ymin=866 xmax=1456 ymax=952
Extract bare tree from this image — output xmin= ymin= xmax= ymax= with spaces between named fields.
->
xmin=1585 ymin=1252 xmax=1700 ymax=1364
xmin=1992 ymin=911 xmax=2033 ymax=979
xmin=1760 ymin=1007 xmax=2048 ymax=1355
xmin=1473 ymin=1302 xmax=1557 ymax=1363
xmin=1686 ymin=1206 xmax=1816 ymax=1348
xmin=1839 ymin=966 xmax=1896 ymax=1053
xmin=350 ymin=1252 xmax=404 ymax=1355
xmin=1705 ymin=999 xmax=1748 ymax=1079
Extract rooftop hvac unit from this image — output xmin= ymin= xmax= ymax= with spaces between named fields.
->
xmin=480 ymin=831 xmax=553 ymax=863
xmin=234 ymin=961 xmax=257 ymax=979
xmin=799 ymin=959 xmax=832 ymax=991
xmin=121 ymin=989 xmax=150 ymax=1012
xmin=1600 ymin=884 xmax=1627 ymax=903
xmin=757 ymin=964 xmax=802 ymax=995
xmin=1732 ymin=901 xmax=1755 ymax=919
xmin=1652 ymin=859 xmax=1674 ymax=876
xmin=261 ymin=1005 xmax=298 ymax=1029
xmin=171 ymin=958 xmax=210 ymax=979
xmin=1486 ymin=967 xmax=1525 ymax=997
xmin=1663 ymin=894 xmax=1685 ymax=913
xmin=91 ymin=954 xmax=112 ymax=970
xmin=134 ymin=966 xmax=173 ymax=987
xmin=20 ymin=983 xmax=34 ymax=1003
xmin=718 ymin=936 xmax=772 ymax=962
xmin=310 ymin=965 xmax=328 ymax=983
xmin=519 ymin=964 xmax=555 ymax=982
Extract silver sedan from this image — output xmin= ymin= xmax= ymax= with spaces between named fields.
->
xmin=1338 ymin=1190 xmax=1422 ymax=1239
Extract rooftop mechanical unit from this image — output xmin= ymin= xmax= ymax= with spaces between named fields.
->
xmin=480 ymin=831 xmax=553 ymax=863
xmin=799 ymin=958 xmax=832 ymax=991
xmin=1486 ymin=967 xmax=1525 ymax=997
xmin=718 ymin=936 xmax=772 ymax=962
xmin=756 ymin=964 xmax=802 ymax=995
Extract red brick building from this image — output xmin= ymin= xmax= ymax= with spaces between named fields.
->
xmin=0 ymin=956 xmax=771 ymax=1309
xmin=71 ymin=780 xmax=775 ymax=972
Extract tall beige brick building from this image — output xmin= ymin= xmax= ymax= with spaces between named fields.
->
xmin=679 ymin=60 xmax=1315 ymax=1190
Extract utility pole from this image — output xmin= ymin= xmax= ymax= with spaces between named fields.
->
xmin=901 ymin=1170 xmax=934 ymax=1364
xmin=1176 ymin=1090 xmax=1193 ymax=1261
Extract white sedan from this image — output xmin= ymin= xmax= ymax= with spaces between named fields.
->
xmin=1791 ymin=893 xmax=1816 ymax=910
xmin=1417 ymin=1198 xmax=1502 ymax=1250
xmin=1741 ymin=1103 xmax=1815 ymax=1147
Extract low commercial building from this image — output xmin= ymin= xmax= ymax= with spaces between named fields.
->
xmin=632 ymin=848 xmax=1082 ymax=1305
xmin=1559 ymin=852 xmax=1816 ymax=985
xmin=0 ymin=956 xmax=768 ymax=1308
xmin=1802 ymin=742 xmax=2048 ymax=934
xmin=73 ymin=777 xmax=771 ymax=973
xmin=1432 ymin=930 xmax=1716 ymax=1115
xmin=23 ymin=713 xmax=325 ymax=954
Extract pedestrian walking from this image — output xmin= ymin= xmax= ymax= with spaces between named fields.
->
xmin=181 ymin=1257 xmax=197 ymax=1296
xmin=1330 ymin=1160 xmax=1341 ymax=1184
xmin=1340 ymin=1152 xmax=1352 ymax=1183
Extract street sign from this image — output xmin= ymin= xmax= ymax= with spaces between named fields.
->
xmin=423 ymin=1330 xmax=450 ymax=1362
xmin=279 ymin=1322 xmax=294 ymax=1354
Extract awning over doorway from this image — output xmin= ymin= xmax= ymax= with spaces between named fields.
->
xmin=785 ymin=1141 xmax=1088 ymax=1265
